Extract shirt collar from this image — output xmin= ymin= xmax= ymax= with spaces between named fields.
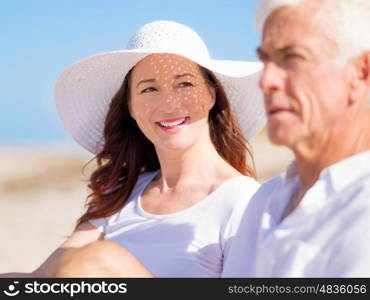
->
xmin=284 ymin=161 xmax=298 ymax=183
xmin=282 ymin=150 xmax=370 ymax=192
xmin=322 ymin=150 xmax=370 ymax=193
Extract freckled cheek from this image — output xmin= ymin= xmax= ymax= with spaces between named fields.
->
xmin=143 ymin=102 xmax=154 ymax=115
xmin=131 ymin=100 xmax=156 ymax=120
xmin=180 ymin=89 xmax=212 ymax=117
xmin=195 ymin=89 xmax=213 ymax=111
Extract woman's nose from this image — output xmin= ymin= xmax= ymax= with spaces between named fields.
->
xmin=158 ymin=90 xmax=180 ymax=113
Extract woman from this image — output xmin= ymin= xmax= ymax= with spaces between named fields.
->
xmin=2 ymin=20 xmax=265 ymax=277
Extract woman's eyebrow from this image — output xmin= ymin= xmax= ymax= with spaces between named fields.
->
xmin=136 ymin=78 xmax=155 ymax=88
xmin=136 ymin=73 xmax=194 ymax=88
xmin=174 ymin=73 xmax=194 ymax=79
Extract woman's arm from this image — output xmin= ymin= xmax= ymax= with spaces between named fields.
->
xmin=0 ymin=222 xmax=103 ymax=278
xmin=54 ymin=239 xmax=153 ymax=277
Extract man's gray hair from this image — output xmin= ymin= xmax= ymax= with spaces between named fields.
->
xmin=255 ymin=0 xmax=370 ymax=61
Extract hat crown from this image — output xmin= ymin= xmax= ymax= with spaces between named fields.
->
xmin=126 ymin=21 xmax=210 ymax=59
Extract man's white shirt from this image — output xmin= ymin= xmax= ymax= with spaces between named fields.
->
xmin=223 ymin=150 xmax=370 ymax=277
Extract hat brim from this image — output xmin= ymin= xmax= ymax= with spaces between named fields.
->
xmin=55 ymin=50 xmax=266 ymax=154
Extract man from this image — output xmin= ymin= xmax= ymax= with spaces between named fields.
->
xmin=222 ymin=0 xmax=370 ymax=277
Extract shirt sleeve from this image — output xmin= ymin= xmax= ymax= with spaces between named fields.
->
xmin=220 ymin=178 xmax=260 ymax=268
xmin=89 ymin=217 xmax=107 ymax=234
xmin=221 ymin=177 xmax=280 ymax=277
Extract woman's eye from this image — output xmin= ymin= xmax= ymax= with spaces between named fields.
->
xmin=141 ymin=87 xmax=157 ymax=94
xmin=178 ymin=82 xmax=193 ymax=88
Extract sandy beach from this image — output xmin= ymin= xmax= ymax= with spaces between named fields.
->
xmin=0 ymin=131 xmax=294 ymax=273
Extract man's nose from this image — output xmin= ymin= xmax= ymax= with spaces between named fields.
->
xmin=259 ymin=62 xmax=286 ymax=95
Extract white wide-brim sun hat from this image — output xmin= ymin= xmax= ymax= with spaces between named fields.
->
xmin=55 ymin=20 xmax=266 ymax=154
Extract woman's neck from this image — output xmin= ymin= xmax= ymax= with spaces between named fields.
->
xmin=154 ymin=130 xmax=238 ymax=190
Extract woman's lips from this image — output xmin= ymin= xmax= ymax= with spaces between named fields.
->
xmin=156 ymin=117 xmax=189 ymax=133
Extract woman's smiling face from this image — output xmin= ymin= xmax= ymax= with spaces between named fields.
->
xmin=129 ymin=53 xmax=215 ymax=152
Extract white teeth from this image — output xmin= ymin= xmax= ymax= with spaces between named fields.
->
xmin=159 ymin=118 xmax=186 ymax=128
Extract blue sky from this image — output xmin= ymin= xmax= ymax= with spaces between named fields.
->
xmin=1 ymin=0 xmax=262 ymax=145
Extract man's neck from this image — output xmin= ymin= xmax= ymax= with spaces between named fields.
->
xmin=282 ymin=108 xmax=370 ymax=220
xmin=294 ymin=108 xmax=370 ymax=190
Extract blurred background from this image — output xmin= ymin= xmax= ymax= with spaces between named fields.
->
xmin=0 ymin=0 xmax=293 ymax=273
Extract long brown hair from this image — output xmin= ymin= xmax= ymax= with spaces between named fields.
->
xmin=76 ymin=64 xmax=256 ymax=227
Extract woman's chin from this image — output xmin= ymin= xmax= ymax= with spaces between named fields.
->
xmin=155 ymin=137 xmax=195 ymax=154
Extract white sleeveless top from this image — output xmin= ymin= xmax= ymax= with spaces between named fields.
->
xmin=90 ymin=171 xmax=259 ymax=277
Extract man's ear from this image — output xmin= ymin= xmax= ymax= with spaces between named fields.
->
xmin=349 ymin=51 xmax=370 ymax=105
